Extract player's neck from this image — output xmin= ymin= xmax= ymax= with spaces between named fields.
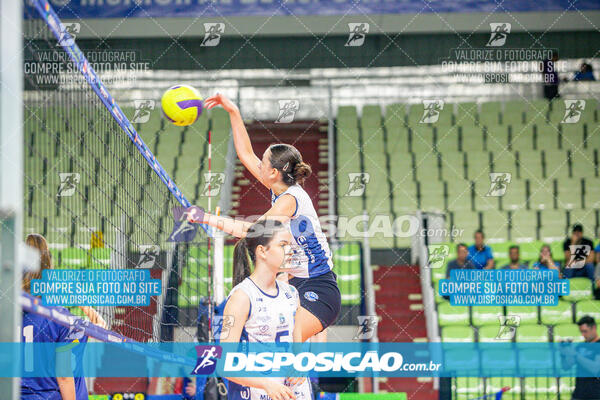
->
xmin=271 ymin=181 xmax=290 ymax=196
xmin=250 ymin=267 xmax=277 ymax=294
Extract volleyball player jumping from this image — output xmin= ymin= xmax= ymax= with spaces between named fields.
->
xmin=188 ymin=93 xmax=341 ymax=342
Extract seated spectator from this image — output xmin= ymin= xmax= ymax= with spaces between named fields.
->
xmin=501 ymin=245 xmax=528 ymax=269
xmin=563 ymin=224 xmax=595 ymax=281
xmin=532 ymin=244 xmax=562 ymax=277
xmin=467 ymin=230 xmax=494 ymax=269
xmin=446 ymin=243 xmax=474 ymax=278
xmin=573 ymin=62 xmax=596 ymax=81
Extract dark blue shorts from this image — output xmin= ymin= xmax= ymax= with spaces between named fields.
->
xmin=289 ymin=270 xmax=341 ymax=331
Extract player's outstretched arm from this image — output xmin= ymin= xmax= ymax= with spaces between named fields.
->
xmin=204 ymin=94 xmax=265 ymax=186
xmin=56 ymin=377 xmax=76 ymax=400
xmin=78 ymin=306 xmax=107 ymax=329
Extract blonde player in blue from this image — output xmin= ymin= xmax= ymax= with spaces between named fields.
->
xmin=221 ymin=220 xmax=312 ymax=400
xmin=189 ymin=93 xmax=341 ymax=343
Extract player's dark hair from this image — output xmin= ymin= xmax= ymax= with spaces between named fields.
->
xmin=456 ymin=243 xmax=467 ymax=251
xmin=232 ymin=219 xmax=286 ymax=287
xmin=268 ymin=143 xmax=312 ymax=186
xmin=509 ymin=245 xmax=519 ymax=252
xmin=577 ymin=316 xmax=596 ymax=328
xmin=475 ymin=230 xmax=484 ymax=238
xmin=573 ymin=224 xmax=583 ymax=233
xmin=22 ymin=233 xmax=52 ymax=293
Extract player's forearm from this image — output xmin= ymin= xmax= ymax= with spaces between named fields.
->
xmin=229 ymin=109 xmax=256 ymax=164
xmin=79 ymin=306 xmax=107 ymax=329
xmin=56 ymin=377 xmax=76 ymax=400
xmin=204 ymin=213 xmax=253 ymax=238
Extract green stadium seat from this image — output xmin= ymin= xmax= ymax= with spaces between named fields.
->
xmin=517 ymin=151 xmax=543 ymax=182
xmin=472 ymin=180 xmax=499 ymax=211
xmin=563 ymin=277 xmax=594 ymax=302
xmin=555 ymin=178 xmax=581 ymax=210
xmin=477 ymin=325 xmax=501 ymax=342
xmin=453 ymin=377 xmax=484 ymax=400
xmin=414 ymin=152 xmax=440 ymax=181
xmin=384 ymin=103 xmax=407 ymax=130
xmin=575 ymin=300 xmax=600 ymax=321
xmin=483 ymin=210 xmax=510 ymax=242
xmin=504 ymin=101 xmax=526 ymax=125
xmin=455 ymin=102 xmax=478 ymax=126
xmin=385 ymin=127 xmax=410 ymax=152
xmin=585 ymin=125 xmax=600 ymax=149
xmin=333 ymin=243 xmax=362 ymax=306
xmin=466 ymin=151 xmax=491 ymax=181
xmin=89 ymin=248 xmax=111 ymax=269
xmin=472 ymin=306 xmax=504 ymax=327
xmin=583 ymin=178 xmax=600 ymax=210
xmin=459 ymin=126 xmax=485 ymax=152
xmin=523 ymin=377 xmax=558 ymax=399
xmin=516 ymin=324 xmax=549 ymax=342
xmin=435 ymin=125 xmax=459 ymax=153
xmin=437 ymin=302 xmax=469 ymax=326
xmin=338 ymin=105 xmax=359 ymax=126
xmin=485 ymin=126 xmax=510 ymax=153
xmin=440 ymin=151 xmax=465 ymax=181
xmin=553 ymin=323 xmax=583 ymax=342
xmin=543 ymin=150 xmax=570 ymax=180
xmin=560 ymin=123 xmax=584 ymax=149
xmin=60 ymin=247 xmax=88 ymax=268
xmin=528 ymin=180 xmax=554 ymax=210
xmin=509 ymin=124 xmax=535 ymax=152
xmin=450 ymin=210 xmax=480 ymax=243
xmin=535 ymin=126 xmax=560 ymax=151
xmin=480 ymin=102 xmax=501 ymax=127
xmin=406 ymin=103 xmax=425 ymax=126
xmin=570 ymin=148 xmax=597 ymax=178
xmin=418 ymin=180 xmax=445 ymax=211
xmin=491 ymin=152 xmax=517 ymax=178
xmin=499 ymin=179 xmax=526 ymax=210
xmin=519 ymin=347 xmax=554 ymax=376
xmin=446 ymin=179 xmax=472 ymax=211
xmin=539 ymin=210 xmax=567 ymax=242
xmin=410 ymin=126 xmax=436 ymax=154
xmin=391 ymin=181 xmax=418 ymax=214
xmin=559 ymin=377 xmax=576 ymax=398
xmin=525 ymin=99 xmax=550 ymax=126
xmin=540 ymin=301 xmax=573 ymax=325
xmin=442 ymin=326 xmax=475 ymax=342
xmin=506 ymin=305 xmax=539 ymax=325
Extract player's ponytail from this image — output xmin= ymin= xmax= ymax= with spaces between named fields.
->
xmin=268 ymin=143 xmax=312 ymax=186
xmin=232 ymin=219 xmax=286 ymax=287
xmin=22 ymin=233 xmax=52 ymax=293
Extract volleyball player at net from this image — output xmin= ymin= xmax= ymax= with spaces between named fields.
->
xmin=188 ymin=94 xmax=341 ymax=344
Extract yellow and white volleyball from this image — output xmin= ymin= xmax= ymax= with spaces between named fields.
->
xmin=161 ymin=85 xmax=203 ymax=126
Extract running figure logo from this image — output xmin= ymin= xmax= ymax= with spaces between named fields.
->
xmin=57 ymin=173 xmax=80 ymax=197
xmin=201 ymin=173 xmax=225 ymax=197
xmin=486 ymin=172 xmax=512 ymax=197
xmin=345 ymin=173 xmax=370 ymax=196
xmin=354 ymin=316 xmax=379 ymax=340
xmin=168 ymin=207 xmax=199 ymax=242
xmin=136 ymin=245 xmax=159 ymax=269
xmin=496 ymin=315 xmax=520 ymax=340
xmin=131 ymin=100 xmax=155 ymax=123
xmin=345 ymin=23 xmax=369 ymax=47
xmin=201 ymin=23 xmax=224 ymax=47
xmin=566 ymin=245 xmax=591 ymax=269
xmin=486 ymin=23 xmax=511 ymax=47
xmin=561 ymin=100 xmax=586 ymax=124
xmin=192 ymin=345 xmax=223 ymax=375
xmin=427 ymin=245 xmax=450 ymax=269
xmin=275 ymin=100 xmax=300 ymax=123
xmin=57 ymin=22 xmax=80 ymax=46
xmin=420 ymin=100 xmax=444 ymax=124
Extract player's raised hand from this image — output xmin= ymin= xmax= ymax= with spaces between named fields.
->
xmin=264 ymin=380 xmax=296 ymax=400
xmin=203 ymin=93 xmax=239 ymax=114
xmin=285 ymin=376 xmax=306 ymax=386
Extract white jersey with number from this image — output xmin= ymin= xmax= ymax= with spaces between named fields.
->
xmin=271 ymin=184 xmax=333 ymax=279
xmin=226 ymin=278 xmax=313 ymax=400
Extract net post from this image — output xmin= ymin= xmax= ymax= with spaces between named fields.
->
xmin=0 ymin=0 xmax=23 ymax=397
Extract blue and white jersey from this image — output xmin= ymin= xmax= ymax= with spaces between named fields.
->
xmin=227 ymin=278 xmax=312 ymax=400
xmin=271 ymin=185 xmax=333 ymax=278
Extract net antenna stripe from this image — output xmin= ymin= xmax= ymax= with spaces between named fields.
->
xmin=29 ymin=0 xmax=210 ymax=236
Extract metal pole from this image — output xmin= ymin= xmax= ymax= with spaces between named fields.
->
xmin=327 ymin=83 xmax=335 ymax=221
xmin=361 ymin=211 xmax=378 ymax=393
